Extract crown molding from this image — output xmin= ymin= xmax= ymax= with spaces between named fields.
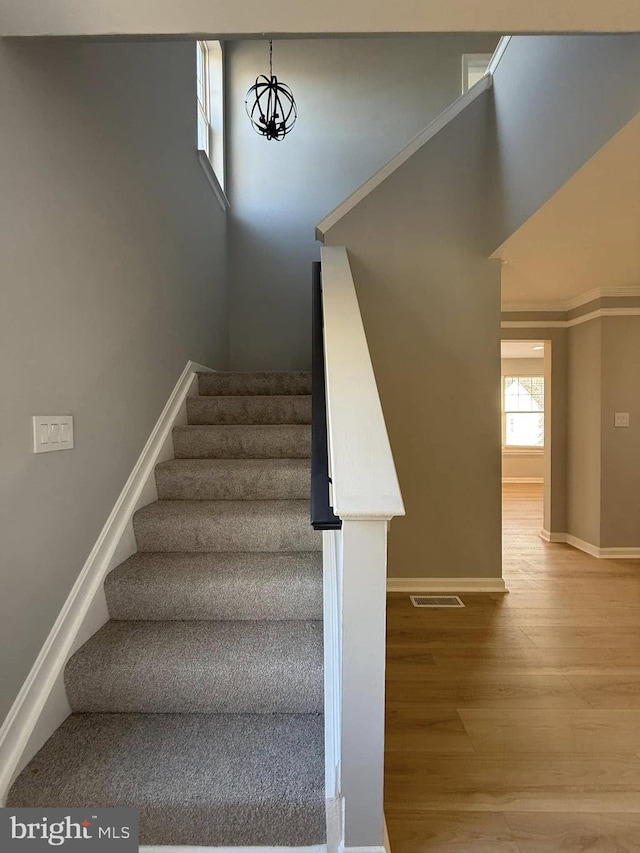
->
xmin=502 ymin=285 xmax=640 ymax=315
xmin=502 ymin=307 xmax=640 ymax=329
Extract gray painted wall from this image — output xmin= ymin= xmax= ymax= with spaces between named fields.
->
xmin=0 ymin=40 xmax=228 ymax=724
xmin=226 ymin=35 xmax=499 ymax=369
xmin=490 ymin=34 xmax=640 ymax=252
xmin=600 ymin=317 xmax=640 ymax=547
xmin=567 ymin=321 xmax=603 ymax=545
xmin=325 ymin=89 xmax=502 ymax=580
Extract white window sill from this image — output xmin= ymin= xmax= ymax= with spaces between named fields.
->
xmin=197 ymin=149 xmax=229 ymax=211
xmin=502 ymin=447 xmax=544 ymax=455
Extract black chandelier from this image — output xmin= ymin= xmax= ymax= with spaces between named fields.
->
xmin=245 ymin=41 xmax=297 ymax=141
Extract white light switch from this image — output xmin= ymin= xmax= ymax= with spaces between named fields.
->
xmin=614 ymin=412 xmax=630 ymax=428
xmin=33 ymin=416 xmax=74 ymax=453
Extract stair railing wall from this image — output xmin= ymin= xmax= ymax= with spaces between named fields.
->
xmin=314 ymin=246 xmax=405 ymax=850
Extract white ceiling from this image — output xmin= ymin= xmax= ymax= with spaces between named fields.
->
xmin=501 ymin=340 xmax=544 ymax=359
xmin=495 ymin=112 xmax=640 ymax=308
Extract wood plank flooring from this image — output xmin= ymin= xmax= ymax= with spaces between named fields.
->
xmin=385 ymin=483 xmax=640 ymax=852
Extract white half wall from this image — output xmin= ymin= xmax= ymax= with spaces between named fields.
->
xmin=322 ymin=86 xmax=503 ymax=581
xmin=0 ymin=39 xmax=228 ymax=725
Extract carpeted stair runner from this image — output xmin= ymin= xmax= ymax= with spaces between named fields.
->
xmin=8 ymin=371 xmax=325 ymax=847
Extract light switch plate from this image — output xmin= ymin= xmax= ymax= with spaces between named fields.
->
xmin=614 ymin=412 xmax=630 ymax=428
xmin=33 ymin=416 xmax=74 ymax=453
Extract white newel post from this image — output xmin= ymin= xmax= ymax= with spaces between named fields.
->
xmin=320 ymin=246 xmax=404 ymax=852
xmin=340 ymin=518 xmax=389 ymax=848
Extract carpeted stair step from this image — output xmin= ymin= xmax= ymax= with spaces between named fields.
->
xmin=198 ymin=371 xmax=311 ymax=397
xmin=65 ymin=620 xmax=323 ymax=714
xmin=187 ymin=395 xmax=311 ymax=425
xmin=104 ymin=552 xmax=323 ymax=621
xmin=7 ymin=712 xmax=325 ymax=846
xmin=155 ymin=458 xmax=310 ymax=501
xmin=173 ymin=424 xmax=311 ymax=459
xmin=133 ymin=499 xmax=321 ymax=552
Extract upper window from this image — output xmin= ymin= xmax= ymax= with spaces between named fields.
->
xmin=462 ymin=53 xmax=492 ymax=93
xmin=196 ymin=41 xmax=211 ymax=158
xmin=196 ymin=40 xmax=225 ymax=189
xmin=503 ymin=376 xmax=544 ymax=448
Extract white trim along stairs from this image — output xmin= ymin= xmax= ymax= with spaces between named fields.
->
xmin=0 ymin=360 xmax=212 ymax=805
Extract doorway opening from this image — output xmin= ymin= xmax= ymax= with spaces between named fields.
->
xmin=501 ymin=339 xmax=549 ymax=540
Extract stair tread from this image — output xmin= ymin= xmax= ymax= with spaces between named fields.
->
xmin=8 ymin=712 xmax=325 ymax=847
xmin=198 ymin=371 xmax=311 ymax=397
xmin=105 ymin=551 xmax=323 ymax=620
xmin=191 ymin=394 xmax=312 ymax=399
xmin=155 ymin=457 xmax=311 ymax=473
xmin=65 ymin=619 xmax=323 ymax=714
xmin=155 ymin=457 xmax=310 ymax=500
xmin=134 ymin=497 xmax=314 ymax=520
xmin=187 ymin=395 xmax=312 ymax=425
xmin=173 ymin=424 xmax=311 ymax=459
xmin=133 ymin=499 xmax=321 ymax=553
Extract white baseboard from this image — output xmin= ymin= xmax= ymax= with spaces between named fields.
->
xmin=565 ymin=533 xmax=593 ymax=554
xmin=502 ymin=477 xmax=543 ymax=483
xmin=387 ymin=577 xmax=507 ymax=593
xmin=599 ymin=546 xmax=640 ymax=559
xmin=0 ymin=360 xmax=213 ymax=805
xmin=342 ymin=847 xmax=385 ymax=853
xmin=540 ymin=531 xmax=640 ymax=559
xmin=540 ymin=529 xmax=566 ymax=543
xmin=326 ymin=795 xmax=343 ymax=853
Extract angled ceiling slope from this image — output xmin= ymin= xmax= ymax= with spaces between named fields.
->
xmin=496 ymin=112 xmax=640 ymax=309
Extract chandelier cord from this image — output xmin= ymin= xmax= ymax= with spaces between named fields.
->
xmin=269 ymin=40 xmax=273 ymax=78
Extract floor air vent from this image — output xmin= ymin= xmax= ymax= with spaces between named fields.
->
xmin=410 ymin=595 xmax=465 ymax=608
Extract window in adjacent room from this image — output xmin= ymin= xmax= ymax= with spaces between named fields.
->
xmin=196 ymin=40 xmax=225 ymax=191
xmin=462 ymin=53 xmax=493 ymax=93
xmin=503 ymin=376 xmax=545 ymax=448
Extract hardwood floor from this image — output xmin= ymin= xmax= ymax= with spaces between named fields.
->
xmin=385 ymin=483 xmax=640 ymax=852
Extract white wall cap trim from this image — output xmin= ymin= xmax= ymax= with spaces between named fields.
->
xmin=487 ymin=35 xmax=512 ymax=75
xmin=315 ymin=76 xmax=492 ymax=242
xmin=321 ymin=247 xmax=404 ymax=520
xmin=198 ymin=149 xmax=230 ymax=211
xmin=502 ymin=307 xmax=640 ymax=329
xmin=502 ymin=477 xmax=544 ymax=483
xmin=0 ymin=360 xmax=214 ymax=805
xmin=387 ymin=577 xmax=507 ymax=593
xmin=502 ymin=285 xmax=640 ymax=314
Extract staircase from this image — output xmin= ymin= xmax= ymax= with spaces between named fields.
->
xmin=8 ymin=372 xmax=326 ymax=847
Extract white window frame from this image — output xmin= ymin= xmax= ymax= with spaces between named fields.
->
xmin=196 ymin=40 xmax=228 ymax=209
xmin=462 ymin=53 xmax=493 ymax=93
xmin=502 ymin=374 xmax=545 ymax=451
xmin=197 ymin=40 xmax=211 ymax=160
